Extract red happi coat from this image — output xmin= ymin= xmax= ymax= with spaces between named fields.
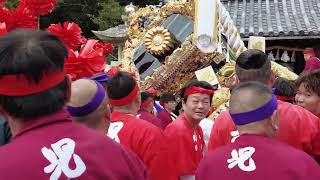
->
xmin=138 ymin=109 xmax=162 ymax=128
xmin=197 ymin=134 xmax=320 ymax=180
xmin=0 ymin=110 xmax=150 ymax=180
xmin=164 ymin=113 xmax=205 ymax=178
xmin=109 ymin=111 xmax=175 ymax=180
xmin=208 ymin=100 xmax=320 ymax=163
xmin=157 ymin=109 xmax=173 ymax=129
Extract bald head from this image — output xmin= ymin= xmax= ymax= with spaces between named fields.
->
xmin=230 ymin=82 xmax=278 ymax=137
xmin=68 ymin=79 xmax=110 ymax=134
xmin=70 ymin=79 xmax=99 ymax=107
xmin=230 ymin=82 xmax=272 ymax=114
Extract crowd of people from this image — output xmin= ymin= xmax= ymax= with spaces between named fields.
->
xmin=0 ymin=30 xmax=319 ymax=179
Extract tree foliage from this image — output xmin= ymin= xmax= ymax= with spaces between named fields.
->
xmin=3 ymin=0 xmax=19 ymax=9
xmin=3 ymin=0 xmax=160 ymax=37
xmin=92 ymin=0 xmax=124 ymax=31
xmin=117 ymin=0 xmax=159 ymax=6
xmin=40 ymin=0 xmax=101 ymax=37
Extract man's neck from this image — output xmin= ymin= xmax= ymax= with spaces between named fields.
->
xmin=165 ymin=107 xmax=172 ymax=113
xmin=238 ymin=125 xmax=272 ymax=137
xmin=183 ymin=113 xmax=199 ymax=130
xmin=96 ymin=121 xmax=108 ymax=134
xmin=113 ymin=107 xmax=138 ymax=115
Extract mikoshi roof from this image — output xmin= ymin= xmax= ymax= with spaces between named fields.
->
xmin=221 ymin=0 xmax=320 ymax=39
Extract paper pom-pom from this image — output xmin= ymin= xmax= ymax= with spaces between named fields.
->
xmin=46 ymin=22 xmax=82 ymax=50
xmin=65 ymin=40 xmax=106 ymax=80
xmin=0 ymin=22 xmax=7 ymax=36
xmin=0 ymin=0 xmax=6 ymax=5
xmin=0 ymin=7 xmax=14 ymax=25
xmin=0 ymin=6 xmax=38 ymax=32
xmin=81 ymin=38 xmax=113 ymax=56
xmin=1 ymin=5 xmax=38 ymax=31
xmin=107 ymin=66 xmax=121 ymax=77
xmin=94 ymin=42 xmax=113 ymax=56
xmin=107 ymin=66 xmax=136 ymax=77
xmin=20 ymin=0 xmax=57 ymax=16
xmin=4 ymin=6 xmax=38 ymax=31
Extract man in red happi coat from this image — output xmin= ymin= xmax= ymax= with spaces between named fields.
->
xmin=137 ymin=91 xmax=162 ymax=128
xmin=67 ymin=79 xmax=111 ymax=134
xmin=197 ymin=82 xmax=320 ymax=180
xmin=157 ymin=93 xmax=177 ymax=129
xmin=106 ymin=71 xmax=175 ymax=180
xmin=0 ymin=30 xmax=149 ymax=180
xmin=208 ymin=50 xmax=320 ymax=163
xmin=164 ymin=80 xmax=214 ymax=179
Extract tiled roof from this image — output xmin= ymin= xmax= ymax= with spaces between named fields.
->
xmin=221 ymin=0 xmax=320 ymax=38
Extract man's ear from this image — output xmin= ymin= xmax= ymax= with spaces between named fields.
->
xmin=135 ymin=92 xmax=142 ymax=107
xmin=65 ymin=75 xmax=72 ymax=102
xmin=270 ymin=110 xmax=279 ymax=131
xmin=268 ymin=72 xmax=276 ymax=87
xmin=235 ymin=75 xmax=240 ymax=85
xmin=181 ymin=99 xmax=186 ymax=111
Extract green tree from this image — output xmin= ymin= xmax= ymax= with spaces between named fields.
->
xmin=40 ymin=0 xmax=101 ymax=37
xmin=117 ymin=0 xmax=159 ymax=6
xmin=3 ymin=0 xmax=159 ymax=38
xmin=3 ymin=0 xmax=19 ymax=9
xmin=92 ymin=0 xmax=124 ymax=31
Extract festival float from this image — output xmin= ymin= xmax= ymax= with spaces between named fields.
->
xmin=0 ymin=0 xmax=297 ymax=120
xmin=94 ymin=0 xmax=298 ymax=119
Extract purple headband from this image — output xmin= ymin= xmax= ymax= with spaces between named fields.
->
xmin=90 ymin=73 xmax=108 ymax=85
xmin=67 ymin=81 xmax=106 ymax=117
xmin=230 ymin=95 xmax=278 ymax=125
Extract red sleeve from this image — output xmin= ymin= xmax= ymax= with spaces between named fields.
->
xmin=208 ymin=111 xmax=236 ymax=151
xmin=277 ymin=103 xmax=320 ymax=163
xmin=297 ymin=110 xmax=320 ymax=163
xmin=312 ymin=118 xmax=320 ymax=163
xmin=134 ymin=123 xmax=176 ymax=180
xmin=157 ymin=111 xmax=173 ymax=129
xmin=164 ymin=125 xmax=198 ymax=177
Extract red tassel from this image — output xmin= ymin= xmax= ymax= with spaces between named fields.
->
xmin=46 ymin=22 xmax=82 ymax=50
xmin=65 ymin=40 xmax=106 ymax=81
xmin=20 ymin=0 xmax=57 ymax=16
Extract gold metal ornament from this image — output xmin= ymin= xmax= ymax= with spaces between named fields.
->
xmin=144 ymin=27 xmax=174 ymax=56
xmin=217 ymin=62 xmax=236 ymax=88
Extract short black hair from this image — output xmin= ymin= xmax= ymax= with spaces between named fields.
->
xmin=235 ymin=49 xmax=271 ymax=84
xmin=180 ymin=80 xmax=214 ymax=104
xmin=295 ymin=70 xmax=320 ymax=97
xmin=272 ymin=77 xmax=295 ymax=103
xmin=159 ymin=93 xmax=176 ymax=103
xmin=173 ymin=101 xmax=182 ymax=116
xmin=141 ymin=92 xmax=154 ymax=102
xmin=313 ymin=44 xmax=320 ymax=58
xmin=0 ymin=30 xmax=68 ymax=120
xmin=106 ymin=71 xmax=136 ymax=100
